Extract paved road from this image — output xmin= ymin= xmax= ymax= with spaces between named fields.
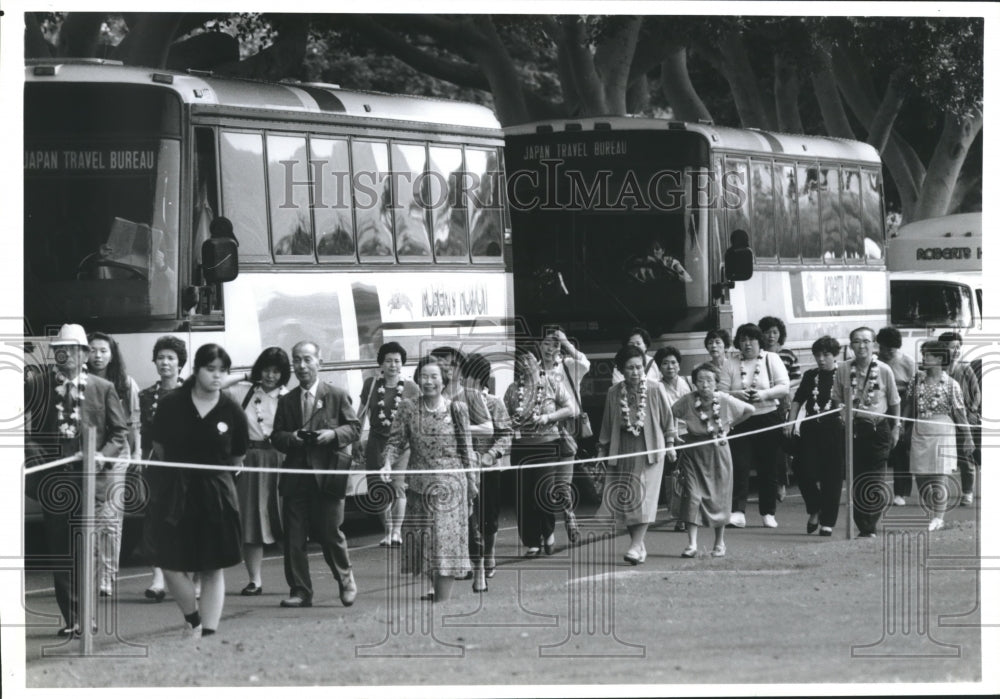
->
xmin=19 ymin=488 xmax=985 ymax=688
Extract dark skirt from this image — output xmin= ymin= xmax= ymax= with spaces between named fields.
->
xmin=146 ymin=467 xmax=243 ymax=572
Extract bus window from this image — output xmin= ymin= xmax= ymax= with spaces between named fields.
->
xmin=724 ymin=158 xmax=751 ymax=248
xmin=428 ymin=145 xmax=469 ymax=260
xmin=750 ymin=159 xmax=776 ymax=258
xmin=352 ymin=140 xmax=394 ymax=260
xmin=467 ymin=148 xmax=503 ymax=260
xmin=311 ymin=137 xmax=356 ymax=259
xmin=890 ymin=280 xmax=974 ymax=329
xmin=776 ymin=164 xmax=798 ymax=260
xmin=268 ymin=134 xmax=314 ymax=260
xmin=219 ymin=131 xmax=271 ymax=262
xmin=819 ymin=167 xmax=844 ymax=260
xmin=862 ymin=169 xmax=884 ymax=260
xmin=797 ymin=164 xmax=822 ymax=259
xmin=841 ymin=168 xmax=864 ymax=260
xmin=390 ymin=142 xmax=433 ymax=261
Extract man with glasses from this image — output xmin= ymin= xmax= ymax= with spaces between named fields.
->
xmin=832 ymin=327 xmax=901 ymax=538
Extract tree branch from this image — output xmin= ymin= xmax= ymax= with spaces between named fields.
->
xmin=557 ymin=16 xmax=607 ymax=115
xmin=111 ymin=13 xmax=185 ymax=67
xmin=660 ymin=44 xmax=712 ymax=122
xmin=866 ymin=69 xmax=907 ymax=155
xmin=593 ymin=16 xmax=642 ymax=114
xmin=809 ymin=43 xmax=855 ymax=138
xmin=713 ymin=27 xmax=773 ymax=129
xmin=913 ymin=108 xmax=983 ymax=221
xmin=773 ymin=54 xmax=803 ymax=133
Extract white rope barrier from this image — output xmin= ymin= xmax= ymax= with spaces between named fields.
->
xmin=23 ymin=453 xmax=83 ymax=475
xmin=854 ymin=407 xmax=980 ymax=430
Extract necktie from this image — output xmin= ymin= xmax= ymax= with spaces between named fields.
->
xmin=302 ymin=390 xmax=314 ymax=423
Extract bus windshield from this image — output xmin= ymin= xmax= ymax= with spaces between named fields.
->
xmin=24 ymin=83 xmax=181 ymax=331
xmin=890 ymin=280 xmax=975 ymax=329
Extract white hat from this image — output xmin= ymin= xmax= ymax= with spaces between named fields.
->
xmin=49 ymin=323 xmax=89 ymax=347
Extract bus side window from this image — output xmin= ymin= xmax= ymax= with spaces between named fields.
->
xmin=819 ymin=167 xmax=844 ymax=261
xmin=219 ymin=131 xmax=271 ymax=262
xmin=467 ymin=148 xmax=503 ymax=260
xmin=268 ymin=134 xmax=314 ymax=260
xmin=776 ymin=164 xmax=799 ymax=260
xmin=841 ymin=168 xmax=863 ymax=260
xmin=193 ymin=127 xmax=222 ymax=312
xmin=353 ymin=140 xmax=394 ymax=261
xmin=312 ymin=137 xmax=356 ymax=260
xmin=724 ymin=158 xmax=751 ymax=251
xmin=797 ymin=164 xmax=822 ymax=259
xmin=750 ymin=159 xmax=776 ymax=258
xmin=428 ymin=145 xmax=469 ymax=261
xmin=391 ymin=143 xmax=433 ymax=262
xmin=861 ymin=169 xmax=884 ymax=260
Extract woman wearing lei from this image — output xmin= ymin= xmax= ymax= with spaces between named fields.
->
xmin=223 ymin=347 xmax=291 ymax=596
xmin=785 ymin=336 xmax=843 ymax=536
xmin=671 ymin=363 xmax=754 ymax=557
xmin=503 ymin=348 xmax=576 ymax=557
xmin=137 ymin=335 xmax=188 ymax=601
xmin=359 ymin=342 xmax=419 ymax=547
xmin=596 ymin=345 xmax=679 ymax=564
xmin=905 ymin=341 xmax=972 ymax=532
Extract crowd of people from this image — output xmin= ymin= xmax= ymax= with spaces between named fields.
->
xmin=24 ymin=317 xmax=981 ymax=639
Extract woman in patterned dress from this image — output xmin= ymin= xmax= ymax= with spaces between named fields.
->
xmin=225 ymin=347 xmax=291 ymax=595
xmin=672 ymin=363 xmax=754 ymax=557
xmin=359 ymin=342 xmax=419 ymax=546
xmin=381 ymin=355 xmax=476 ymax=602
xmin=596 ymin=345 xmax=678 ymax=564
xmin=137 ymin=335 xmax=187 ymax=601
xmin=906 ymin=341 xmax=973 ymax=531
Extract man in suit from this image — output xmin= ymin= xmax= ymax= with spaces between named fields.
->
xmin=271 ymin=340 xmax=361 ymax=608
xmin=24 ymin=323 xmax=129 ymax=636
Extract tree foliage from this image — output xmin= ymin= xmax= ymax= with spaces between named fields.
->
xmin=25 ymin=12 xmax=983 ymax=221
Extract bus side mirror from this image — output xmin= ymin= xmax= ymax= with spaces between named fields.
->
xmin=182 ymin=285 xmax=200 ymax=312
xmin=724 ymin=229 xmax=754 ymax=282
xmin=202 ymin=218 xmax=239 ymax=283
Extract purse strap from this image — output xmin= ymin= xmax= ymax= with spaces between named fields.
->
xmin=240 ymin=383 xmax=258 ymax=410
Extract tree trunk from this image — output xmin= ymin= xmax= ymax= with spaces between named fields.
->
xmin=545 ymin=16 xmax=580 ymax=115
xmin=57 ymin=12 xmax=105 ymax=58
xmin=773 ymin=55 xmax=804 ymax=133
xmin=947 ymin=172 xmax=981 ymax=215
xmin=912 ymin=109 xmax=984 ymax=222
xmin=714 ymin=29 xmax=773 ymax=129
xmin=626 ymin=74 xmax=650 ymax=114
xmin=660 ymin=45 xmax=712 ymax=122
xmin=557 ymin=16 xmax=607 ymax=116
xmin=593 ymin=16 xmax=642 ymax=115
xmin=112 ymin=13 xmax=185 ymax=68
xmin=809 ymin=46 xmax=854 ymax=139
xmin=865 ymin=69 xmax=906 ymax=155
xmin=465 ymin=16 xmax=530 ymax=125
xmin=25 ymin=13 xmax=53 ymax=59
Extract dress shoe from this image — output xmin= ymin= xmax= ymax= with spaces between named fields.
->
xmin=637 ymin=542 xmax=647 ymax=563
xmin=144 ymin=587 xmax=166 ymax=602
xmin=762 ymin=514 xmax=778 ymax=528
xmin=56 ymin=624 xmax=80 ymax=638
xmin=857 ymin=531 xmax=878 ymax=539
xmin=892 ymin=495 xmax=906 ymax=506
xmin=420 ymin=592 xmax=436 ymax=602
xmin=819 ymin=526 xmax=833 ymax=537
xmin=543 ymin=534 xmax=556 ymax=555
xmin=711 ymin=543 xmax=726 ymax=558
xmin=565 ymin=512 xmax=580 ymax=544
xmin=960 ymin=493 xmax=974 ymax=507
xmin=279 ymin=595 xmax=312 ymax=608
xmin=928 ymin=517 xmax=945 ymax=532
xmin=240 ymin=582 xmax=263 ymax=596
xmin=674 ymin=520 xmax=687 ymax=532
xmin=524 ymin=546 xmax=541 ymax=558
xmin=623 ymin=548 xmax=642 ymax=565
xmin=485 ymin=553 xmax=497 ymax=578
xmin=99 ymin=588 xmax=112 ymax=598
xmin=472 ymin=574 xmax=488 ymax=593
xmin=728 ymin=512 xmax=746 ymax=528
xmin=807 ymin=515 xmax=820 ymax=534
xmin=339 ymin=573 xmax=358 ymax=607
xmin=379 ymin=537 xmax=390 ymax=547
xmin=183 ymin=623 xmax=202 ymax=641
xmin=681 ymin=545 xmax=697 ymax=558
xmin=390 ymin=536 xmax=403 ymax=547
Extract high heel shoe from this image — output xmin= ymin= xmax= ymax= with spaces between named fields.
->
xmin=543 ymin=534 xmax=555 ymax=555
xmin=623 ymin=547 xmax=642 ymax=565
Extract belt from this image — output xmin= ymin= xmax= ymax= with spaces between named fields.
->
xmin=248 ymin=439 xmax=270 ymax=448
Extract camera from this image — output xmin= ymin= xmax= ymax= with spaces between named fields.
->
xmin=297 ymin=429 xmax=319 ymax=445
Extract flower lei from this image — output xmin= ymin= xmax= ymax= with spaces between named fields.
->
xmin=694 ymin=393 xmax=723 ymax=436
xmin=513 ymin=379 xmax=546 ymax=425
xmin=850 ymin=360 xmax=880 ymax=409
xmin=375 ymin=377 xmax=404 ymax=427
xmin=915 ymin=372 xmax=951 ymax=418
xmin=809 ymin=372 xmax=833 ymax=414
xmin=620 ymin=380 xmax=648 ymax=436
xmin=54 ymin=366 xmax=88 ymax=439
xmin=740 ymin=354 xmax=763 ymax=390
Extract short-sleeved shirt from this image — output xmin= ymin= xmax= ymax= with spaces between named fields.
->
xmin=793 ymin=368 xmax=838 ymax=418
xmin=832 ymin=358 xmax=900 ymax=421
xmin=152 ymin=385 xmax=249 ymax=466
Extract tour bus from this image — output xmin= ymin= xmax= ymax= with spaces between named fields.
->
xmin=504 ymin=118 xmax=888 ymax=424
xmin=23 ymin=59 xmax=514 ymax=500
xmin=886 ymin=212 xmax=983 ymax=359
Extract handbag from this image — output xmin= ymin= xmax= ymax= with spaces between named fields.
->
xmin=563 ymin=365 xmax=593 ymax=439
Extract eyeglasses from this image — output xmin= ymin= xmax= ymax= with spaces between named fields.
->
xmin=851 ymin=339 xmax=873 ymax=345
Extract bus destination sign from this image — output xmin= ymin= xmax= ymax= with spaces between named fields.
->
xmin=25 ymin=147 xmax=157 ymax=173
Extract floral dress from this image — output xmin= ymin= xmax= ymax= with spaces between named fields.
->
xmin=384 ymin=398 xmax=474 ymax=577
xmin=908 ymin=372 xmax=969 ymax=476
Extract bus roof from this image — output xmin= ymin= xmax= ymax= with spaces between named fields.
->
xmin=504 ymin=116 xmax=881 ymax=164
xmin=887 ymin=213 xmax=982 ymax=273
xmin=25 ymin=59 xmax=501 ymax=132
